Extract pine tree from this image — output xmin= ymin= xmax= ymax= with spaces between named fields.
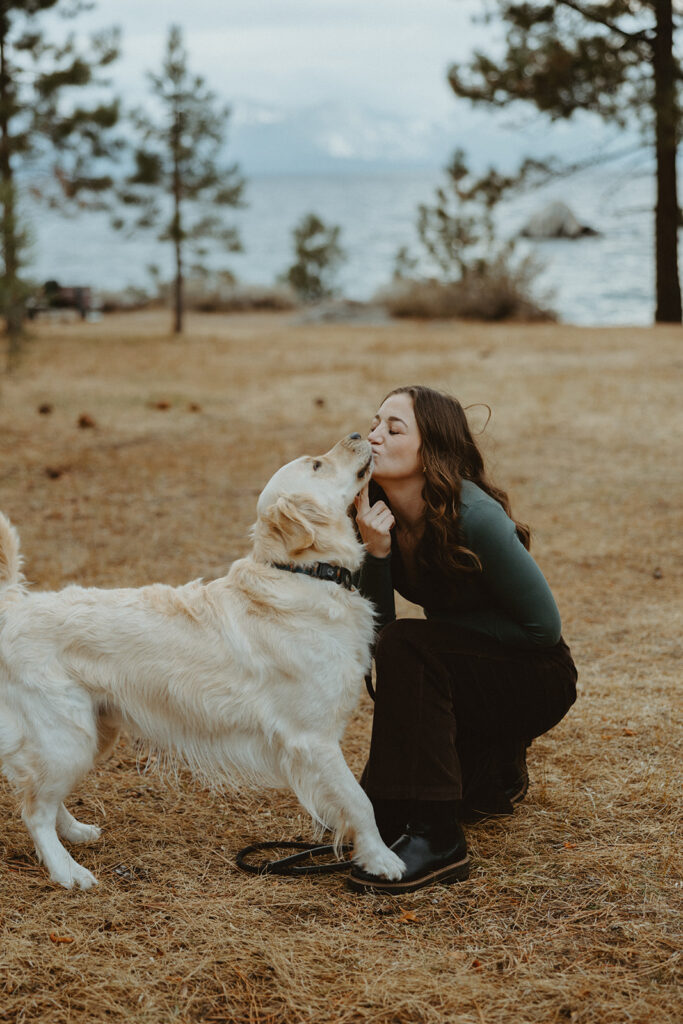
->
xmin=0 ymin=0 xmax=121 ymax=365
xmin=415 ymin=150 xmax=522 ymax=281
xmin=282 ymin=213 xmax=345 ymax=301
xmin=115 ymin=25 xmax=245 ymax=334
xmin=448 ymin=0 xmax=681 ymax=323
xmin=390 ymin=150 xmax=550 ymax=321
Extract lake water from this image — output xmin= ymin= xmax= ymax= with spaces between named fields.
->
xmin=24 ymin=165 xmax=659 ymax=326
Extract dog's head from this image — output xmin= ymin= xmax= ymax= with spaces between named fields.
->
xmin=251 ymin=434 xmax=372 ymax=571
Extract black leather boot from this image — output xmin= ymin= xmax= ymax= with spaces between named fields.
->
xmin=459 ymin=739 xmax=529 ymax=823
xmin=347 ymin=801 xmax=469 ymax=894
xmin=370 ymin=798 xmax=413 ymax=846
xmin=500 ymin=739 xmax=529 ymax=805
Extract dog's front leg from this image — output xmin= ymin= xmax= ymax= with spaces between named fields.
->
xmin=286 ymin=741 xmax=405 ymax=881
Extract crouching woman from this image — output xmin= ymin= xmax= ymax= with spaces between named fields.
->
xmin=348 ymin=385 xmax=578 ymax=894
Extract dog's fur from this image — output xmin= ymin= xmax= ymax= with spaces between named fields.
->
xmin=0 ymin=435 xmax=405 ymax=889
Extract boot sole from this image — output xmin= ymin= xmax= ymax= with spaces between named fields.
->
xmin=346 ymin=855 xmax=470 ymax=895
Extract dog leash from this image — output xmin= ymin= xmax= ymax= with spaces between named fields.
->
xmin=236 ymin=840 xmax=353 ymax=876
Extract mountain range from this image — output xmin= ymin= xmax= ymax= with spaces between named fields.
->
xmin=226 ymin=98 xmax=619 ymax=176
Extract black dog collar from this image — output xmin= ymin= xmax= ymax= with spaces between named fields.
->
xmin=273 ymin=561 xmax=355 ymax=591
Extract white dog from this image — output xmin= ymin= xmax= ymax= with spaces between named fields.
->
xmin=0 ymin=434 xmax=405 ymax=890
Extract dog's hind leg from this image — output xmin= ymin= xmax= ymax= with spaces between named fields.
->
xmin=56 ymin=804 xmax=102 ymax=844
xmin=54 ymin=709 xmax=120 ymax=846
xmin=16 ymin=703 xmax=101 ymax=889
xmin=22 ymin=749 xmax=100 ymax=890
xmin=285 ymin=740 xmax=405 ymax=881
xmin=24 ymin=794 xmax=98 ymax=890
xmin=95 ymin=709 xmax=121 ymax=762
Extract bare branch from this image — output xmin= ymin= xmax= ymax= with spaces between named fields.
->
xmin=555 ymin=0 xmax=654 ymax=45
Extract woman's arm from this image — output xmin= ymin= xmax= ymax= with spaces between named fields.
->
xmin=357 ymin=554 xmax=396 ymax=633
xmin=354 ymin=485 xmax=397 ymax=632
xmin=450 ymin=496 xmax=562 ymax=649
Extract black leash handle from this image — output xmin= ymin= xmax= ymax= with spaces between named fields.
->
xmin=236 ymin=840 xmax=353 ymax=876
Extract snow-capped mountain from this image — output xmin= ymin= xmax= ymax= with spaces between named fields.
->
xmin=227 ymin=98 xmax=455 ymax=173
xmin=226 ymin=98 xmax=618 ymax=176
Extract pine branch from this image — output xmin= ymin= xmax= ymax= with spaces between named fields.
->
xmin=555 ymin=0 xmax=654 ymax=44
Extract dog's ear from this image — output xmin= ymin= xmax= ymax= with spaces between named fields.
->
xmin=266 ymin=495 xmax=328 ymax=556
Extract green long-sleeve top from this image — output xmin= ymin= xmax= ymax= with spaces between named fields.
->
xmin=358 ymin=479 xmax=562 ymax=650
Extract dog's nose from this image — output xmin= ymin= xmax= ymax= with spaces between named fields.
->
xmin=348 ymin=432 xmax=362 ymax=440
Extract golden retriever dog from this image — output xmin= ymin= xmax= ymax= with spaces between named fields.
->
xmin=0 ymin=434 xmax=405 ymax=890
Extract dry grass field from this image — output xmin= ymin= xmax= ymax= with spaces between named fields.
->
xmin=0 ymin=310 xmax=681 ymax=1024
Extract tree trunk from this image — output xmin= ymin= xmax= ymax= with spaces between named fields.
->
xmin=653 ymin=0 xmax=681 ymax=323
xmin=172 ymin=109 xmax=183 ymax=334
xmin=174 ymin=220 xmax=182 ymax=335
xmin=0 ymin=21 xmax=23 ymax=366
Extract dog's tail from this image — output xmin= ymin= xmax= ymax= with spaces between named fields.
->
xmin=0 ymin=512 xmax=23 ymax=587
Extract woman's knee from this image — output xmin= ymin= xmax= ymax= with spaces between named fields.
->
xmin=373 ymin=618 xmax=454 ymax=708
xmin=375 ymin=618 xmax=424 ymax=661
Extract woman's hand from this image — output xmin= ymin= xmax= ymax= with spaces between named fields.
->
xmin=355 ymin=485 xmax=395 ymax=558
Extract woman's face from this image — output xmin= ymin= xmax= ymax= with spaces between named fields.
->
xmin=368 ymin=393 xmax=423 ymax=484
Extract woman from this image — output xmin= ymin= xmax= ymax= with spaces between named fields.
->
xmin=348 ymin=385 xmax=577 ymax=894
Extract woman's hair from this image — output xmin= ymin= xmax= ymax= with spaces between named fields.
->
xmin=377 ymin=385 xmax=530 ymax=576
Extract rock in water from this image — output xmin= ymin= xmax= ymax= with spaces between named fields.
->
xmin=521 ymin=201 xmax=599 ymax=239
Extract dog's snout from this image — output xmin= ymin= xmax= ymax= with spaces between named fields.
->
xmin=342 ymin=432 xmax=365 ymax=449
xmin=336 ymin=433 xmax=372 ymax=479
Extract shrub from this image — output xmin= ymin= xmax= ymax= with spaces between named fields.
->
xmin=100 ymin=276 xmax=299 ymax=314
xmin=386 ymin=149 xmax=555 ymax=322
xmin=378 ymin=254 xmax=555 ymax=323
xmin=281 ymin=213 xmax=345 ymax=302
xmin=181 ymin=278 xmax=298 ymax=313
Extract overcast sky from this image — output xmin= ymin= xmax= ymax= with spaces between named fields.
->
xmin=51 ymin=0 xmax=490 ymax=119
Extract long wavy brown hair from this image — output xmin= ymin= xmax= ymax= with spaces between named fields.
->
xmin=373 ymin=385 xmax=530 ymax=576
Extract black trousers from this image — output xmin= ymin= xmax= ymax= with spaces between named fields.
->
xmin=362 ymin=619 xmax=578 ymax=807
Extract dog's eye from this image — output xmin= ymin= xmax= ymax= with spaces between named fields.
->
xmin=312 ymin=460 xmax=322 ymax=471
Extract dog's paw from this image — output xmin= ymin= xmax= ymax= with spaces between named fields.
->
xmin=51 ymin=862 xmax=98 ymax=891
xmin=356 ymin=845 xmax=405 ymax=881
xmin=63 ymin=822 xmax=102 ymax=844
